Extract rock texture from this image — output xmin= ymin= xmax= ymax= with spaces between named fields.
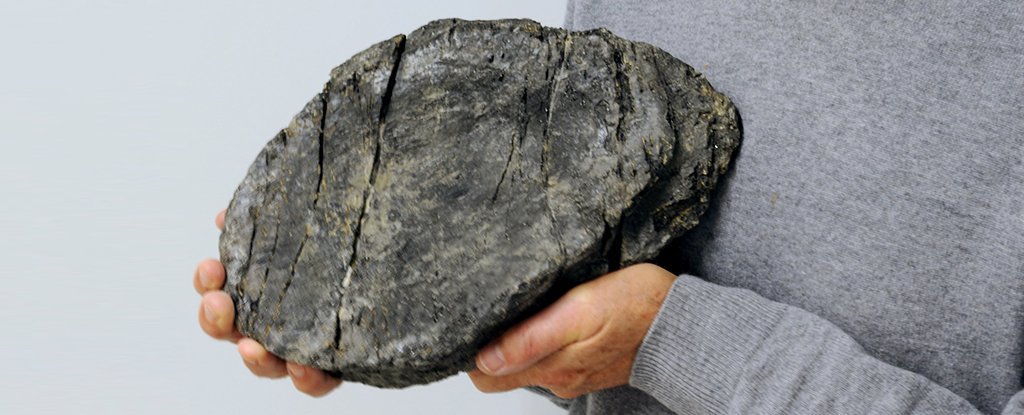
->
xmin=220 ymin=18 xmax=741 ymax=388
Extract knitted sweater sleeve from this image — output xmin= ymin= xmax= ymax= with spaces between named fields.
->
xmin=629 ymin=274 xmax=1024 ymax=415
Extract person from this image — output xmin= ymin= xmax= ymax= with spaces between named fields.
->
xmin=195 ymin=0 xmax=1024 ymax=413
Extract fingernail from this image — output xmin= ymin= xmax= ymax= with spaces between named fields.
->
xmin=198 ymin=268 xmax=213 ymax=288
xmin=203 ymin=302 xmax=217 ymax=324
xmin=477 ymin=346 xmax=506 ymax=375
xmin=289 ymin=364 xmax=306 ymax=378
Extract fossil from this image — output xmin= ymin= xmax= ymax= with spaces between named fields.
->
xmin=219 ymin=18 xmax=740 ymax=388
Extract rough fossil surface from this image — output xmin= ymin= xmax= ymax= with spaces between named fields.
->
xmin=220 ymin=18 xmax=741 ymax=388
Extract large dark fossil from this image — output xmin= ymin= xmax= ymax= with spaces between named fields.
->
xmin=220 ymin=18 xmax=741 ymax=388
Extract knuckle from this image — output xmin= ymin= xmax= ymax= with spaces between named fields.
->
xmin=567 ymin=284 xmax=594 ymax=307
xmin=513 ymin=328 xmax=539 ymax=363
xmin=566 ymin=286 xmax=601 ymax=317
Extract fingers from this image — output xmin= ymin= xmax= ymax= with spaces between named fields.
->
xmin=468 ymin=351 xmax=595 ymax=399
xmin=198 ymin=290 xmax=241 ymax=342
xmin=239 ymin=339 xmax=343 ymax=397
xmin=468 ymin=368 xmax=528 ymax=394
xmin=205 ymin=207 xmax=339 ymax=397
xmin=238 ymin=338 xmax=287 ymax=378
xmin=471 ymin=264 xmax=677 ymax=399
xmin=206 ymin=208 xmax=337 ymax=395
xmin=193 ymin=258 xmax=226 ymax=294
xmin=239 ymin=339 xmax=342 ymax=396
xmin=475 ymin=286 xmax=598 ymax=377
xmin=197 ymin=211 xmax=234 ymax=340
xmin=286 ymin=362 xmax=342 ymax=397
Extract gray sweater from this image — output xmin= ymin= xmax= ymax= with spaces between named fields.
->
xmin=541 ymin=0 xmax=1024 ymax=414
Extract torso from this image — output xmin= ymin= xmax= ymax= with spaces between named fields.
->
xmin=565 ymin=0 xmax=1024 ymax=413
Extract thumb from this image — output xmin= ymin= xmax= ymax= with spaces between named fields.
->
xmin=475 ymin=287 xmax=600 ymax=376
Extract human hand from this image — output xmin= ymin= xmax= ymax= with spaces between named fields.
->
xmin=194 ymin=209 xmax=341 ymax=397
xmin=468 ymin=263 xmax=676 ymax=399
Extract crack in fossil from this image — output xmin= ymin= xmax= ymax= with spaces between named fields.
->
xmin=313 ymin=91 xmax=328 ymax=206
xmin=611 ymin=44 xmax=632 ymax=145
xmin=491 ymin=87 xmax=527 ymax=202
xmin=273 ymin=91 xmax=333 ymax=324
xmin=349 ymin=36 xmax=406 ymax=271
xmin=607 ymin=39 xmax=636 ymax=228
xmin=337 ymin=37 xmax=406 ymax=354
xmin=242 ymin=139 xmax=283 ymax=278
xmin=601 ymin=214 xmax=624 ymax=271
xmin=651 ymin=54 xmax=683 ymax=178
xmin=624 ymin=54 xmax=722 ymax=241
xmin=333 ymin=306 xmax=343 ymax=359
xmin=541 ymin=34 xmax=570 ymax=260
xmin=274 ymin=229 xmax=307 ymax=322
xmin=253 ymin=222 xmax=280 ymax=313
xmin=447 ymin=19 xmax=458 ymax=44
xmin=244 ymin=214 xmax=258 ymax=277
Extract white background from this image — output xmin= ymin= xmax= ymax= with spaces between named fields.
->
xmin=0 ymin=1 xmax=567 ymax=414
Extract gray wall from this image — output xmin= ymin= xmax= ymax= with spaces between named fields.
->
xmin=0 ymin=1 xmax=567 ymax=414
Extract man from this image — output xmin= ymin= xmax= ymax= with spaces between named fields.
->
xmin=196 ymin=0 xmax=1024 ymax=413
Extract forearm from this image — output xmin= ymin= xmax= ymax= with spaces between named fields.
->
xmin=631 ymin=274 xmax=1014 ymax=415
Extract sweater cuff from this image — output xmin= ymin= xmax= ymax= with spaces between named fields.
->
xmin=629 ymin=274 xmax=787 ymax=414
